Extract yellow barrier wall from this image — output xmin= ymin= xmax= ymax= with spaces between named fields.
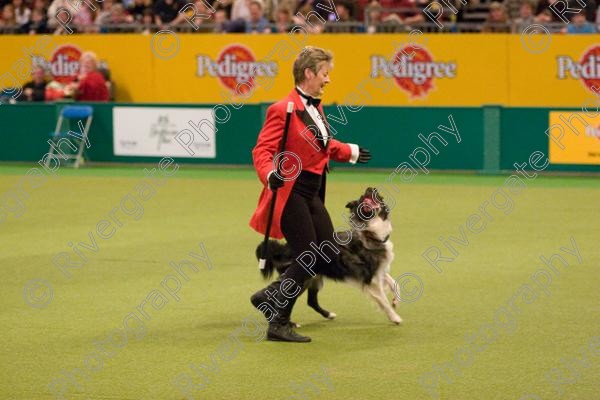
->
xmin=1 ymin=34 xmax=599 ymax=106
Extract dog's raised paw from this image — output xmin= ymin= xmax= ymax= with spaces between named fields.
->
xmin=391 ymin=315 xmax=403 ymax=325
xmin=327 ymin=312 xmax=337 ymax=320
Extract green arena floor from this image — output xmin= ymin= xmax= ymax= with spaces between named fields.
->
xmin=1 ymin=165 xmax=599 ymax=400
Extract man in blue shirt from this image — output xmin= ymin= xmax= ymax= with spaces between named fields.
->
xmin=566 ymin=13 xmax=597 ymax=34
xmin=245 ymin=0 xmax=271 ymax=33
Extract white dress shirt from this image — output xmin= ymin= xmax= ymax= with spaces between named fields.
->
xmin=296 ymin=87 xmax=359 ymax=164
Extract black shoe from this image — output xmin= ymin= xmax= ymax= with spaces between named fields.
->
xmin=267 ymin=322 xmax=311 ymax=343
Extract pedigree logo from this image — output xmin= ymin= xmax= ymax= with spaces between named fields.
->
xmin=196 ymin=45 xmax=277 ymax=95
xmin=48 ymin=44 xmax=82 ymax=84
xmin=557 ymin=45 xmax=600 ymax=94
xmin=371 ymin=45 xmax=456 ymax=99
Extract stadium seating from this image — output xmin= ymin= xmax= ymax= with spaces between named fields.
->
xmin=0 ymin=0 xmax=597 ymax=35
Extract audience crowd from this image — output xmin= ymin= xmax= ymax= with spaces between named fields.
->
xmin=0 ymin=0 xmax=598 ymax=35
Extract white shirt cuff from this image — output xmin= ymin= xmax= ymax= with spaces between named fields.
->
xmin=348 ymin=143 xmax=360 ymax=164
xmin=266 ymin=170 xmax=274 ymax=189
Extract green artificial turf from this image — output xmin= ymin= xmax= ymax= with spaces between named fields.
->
xmin=1 ymin=165 xmax=599 ymax=400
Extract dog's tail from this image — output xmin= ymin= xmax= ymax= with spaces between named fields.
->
xmin=255 ymin=240 xmax=293 ymax=280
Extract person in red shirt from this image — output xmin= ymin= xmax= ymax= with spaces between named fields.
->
xmin=68 ymin=51 xmax=109 ymax=102
xmin=249 ymin=46 xmax=371 ymax=343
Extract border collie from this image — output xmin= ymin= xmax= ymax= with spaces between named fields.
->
xmin=256 ymin=187 xmax=402 ymax=325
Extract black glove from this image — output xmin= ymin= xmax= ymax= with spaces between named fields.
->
xmin=268 ymin=171 xmax=284 ymax=190
xmin=357 ymin=147 xmax=371 ymax=163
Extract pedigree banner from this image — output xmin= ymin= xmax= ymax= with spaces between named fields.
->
xmin=549 ymin=111 xmax=600 ymax=165
xmin=1 ymin=34 xmax=599 ymax=106
xmin=508 ymin=35 xmax=600 ymax=107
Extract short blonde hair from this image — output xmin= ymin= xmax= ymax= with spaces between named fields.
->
xmin=293 ymin=46 xmax=333 ymax=85
xmin=80 ymin=51 xmax=98 ymax=63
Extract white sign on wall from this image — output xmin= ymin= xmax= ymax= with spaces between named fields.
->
xmin=113 ymin=107 xmax=216 ymax=158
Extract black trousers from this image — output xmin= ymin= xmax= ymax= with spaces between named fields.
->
xmin=279 ymin=171 xmax=340 ymax=289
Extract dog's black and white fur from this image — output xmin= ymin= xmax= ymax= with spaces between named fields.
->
xmin=256 ymin=187 xmax=402 ymax=325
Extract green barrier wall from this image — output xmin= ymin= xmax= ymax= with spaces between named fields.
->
xmin=0 ymin=103 xmax=599 ymax=173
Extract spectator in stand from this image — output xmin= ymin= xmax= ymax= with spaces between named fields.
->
xmin=213 ymin=7 xmax=228 ymax=32
xmin=47 ymin=0 xmax=70 ymax=31
xmin=96 ymin=0 xmax=114 ymax=27
xmin=73 ymin=1 xmax=97 ymax=32
xmin=245 ymin=0 xmax=270 ymax=33
xmin=309 ymin=0 xmax=339 ymax=21
xmin=268 ymin=0 xmax=295 ymax=20
xmin=512 ymin=1 xmax=536 ymax=33
xmin=66 ymin=51 xmax=110 ymax=102
xmin=17 ymin=65 xmax=47 ymax=102
xmin=32 ymin=0 xmax=48 ymax=15
xmin=12 ymin=0 xmax=30 ymax=27
xmin=572 ymin=0 xmax=596 ymax=21
xmin=419 ymin=1 xmax=455 ymax=31
xmin=212 ymin=0 xmax=233 ymax=19
xmin=365 ymin=1 xmax=383 ymax=33
xmin=140 ymin=7 xmax=154 ymax=33
xmin=272 ymin=6 xmax=292 ymax=33
xmin=400 ymin=0 xmax=426 ymax=25
xmin=357 ymin=0 xmax=407 ymax=22
xmin=482 ymin=1 xmax=510 ymax=32
xmin=293 ymin=2 xmax=324 ymax=33
xmin=120 ymin=0 xmax=134 ymax=9
xmin=533 ymin=0 xmax=594 ymax=23
xmin=504 ymin=0 xmax=522 ymax=20
xmin=365 ymin=1 xmax=387 ymax=33
xmin=23 ymin=7 xmax=48 ymax=33
xmin=129 ymin=0 xmax=151 ymax=22
xmin=564 ymin=12 xmax=597 ymax=33
xmin=231 ymin=0 xmax=250 ymax=21
xmin=170 ymin=0 xmax=213 ymax=29
xmin=329 ymin=1 xmax=361 ymax=32
xmin=0 ymin=4 xmax=16 ymax=28
xmin=108 ymin=3 xmax=133 ymax=30
xmin=154 ymin=0 xmax=181 ymax=29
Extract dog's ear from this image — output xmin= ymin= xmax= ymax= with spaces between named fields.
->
xmin=345 ymin=200 xmax=358 ymax=210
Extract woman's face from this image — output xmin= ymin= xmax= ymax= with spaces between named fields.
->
xmin=276 ymin=10 xmax=290 ymax=23
xmin=490 ymin=8 xmax=503 ymax=20
xmin=33 ymin=0 xmax=45 ymax=11
xmin=520 ymin=4 xmax=532 ymax=18
xmin=2 ymin=5 xmax=15 ymax=19
xmin=368 ymin=10 xmax=381 ymax=22
xmin=32 ymin=67 xmax=45 ymax=81
xmin=304 ymin=61 xmax=332 ymax=98
xmin=32 ymin=9 xmax=43 ymax=21
xmin=214 ymin=10 xmax=226 ymax=23
xmin=13 ymin=0 xmax=23 ymax=8
xmin=80 ymin=57 xmax=95 ymax=74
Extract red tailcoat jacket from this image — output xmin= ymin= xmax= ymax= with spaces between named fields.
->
xmin=249 ymin=89 xmax=358 ymax=239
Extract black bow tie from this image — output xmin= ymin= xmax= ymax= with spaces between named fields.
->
xmin=296 ymin=89 xmax=321 ymax=108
